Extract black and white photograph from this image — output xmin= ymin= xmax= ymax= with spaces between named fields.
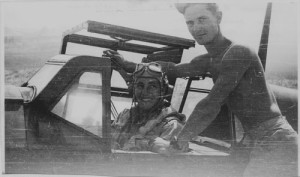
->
xmin=1 ymin=0 xmax=299 ymax=177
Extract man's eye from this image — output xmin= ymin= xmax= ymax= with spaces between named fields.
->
xmin=148 ymin=85 xmax=159 ymax=90
xmin=186 ymin=21 xmax=194 ymax=26
xmin=135 ymin=84 xmax=144 ymax=89
xmin=197 ymin=17 xmax=206 ymax=23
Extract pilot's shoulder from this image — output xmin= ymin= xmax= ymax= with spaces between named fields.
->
xmin=112 ymin=108 xmax=131 ymax=127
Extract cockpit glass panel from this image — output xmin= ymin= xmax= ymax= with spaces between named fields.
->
xmin=52 ymin=72 xmax=103 ymax=137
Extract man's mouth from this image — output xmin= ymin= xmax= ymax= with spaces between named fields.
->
xmin=196 ymin=34 xmax=206 ymax=37
xmin=140 ymin=98 xmax=152 ymax=101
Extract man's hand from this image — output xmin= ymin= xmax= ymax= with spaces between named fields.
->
xmin=169 ymin=136 xmax=189 ymax=152
xmin=103 ymin=50 xmax=125 ymax=69
xmin=151 ymin=137 xmax=171 ymax=155
xmin=148 ymin=136 xmax=190 ymax=155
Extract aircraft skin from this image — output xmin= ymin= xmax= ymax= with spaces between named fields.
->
xmin=4 ymin=54 xmax=297 ymax=177
xmin=4 ymin=55 xmax=243 ymax=177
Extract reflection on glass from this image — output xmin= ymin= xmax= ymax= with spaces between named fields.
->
xmin=182 ymin=92 xmax=207 ymax=119
xmin=190 ymin=79 xmax=213 ymax=90
xmin=52 ymin=72 xmax=103 ymax=137
xmin=111 ymin=71 xmax=128 ymax=88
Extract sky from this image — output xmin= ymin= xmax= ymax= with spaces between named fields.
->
xmin=2 ymin=1 xmax=189 ymax=37
xmin=2 ymin=1 xmax=268 ymax=42
xmin=1 ymin=0 xmax=299 ymax=75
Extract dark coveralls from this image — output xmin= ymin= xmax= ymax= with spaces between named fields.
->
xmin=161 ymin=38 xmax=297 ymax=177
xmin=111 ymin=104 xmax=185 ymax=153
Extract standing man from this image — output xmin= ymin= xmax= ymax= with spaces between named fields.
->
xmin=104 ymin=3 xmax=297 ymax=177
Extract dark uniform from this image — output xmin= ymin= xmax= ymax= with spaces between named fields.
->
xmin=105 ymin=36 xmax=297 ymax=176
xmin=161 ymin=38 xmax=297 ymax=177
xmin=112 ymin=104 xmax=185 ymax=153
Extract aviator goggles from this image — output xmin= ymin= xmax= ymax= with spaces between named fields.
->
xmin=133 ymin=62 xmax=168 ymax=100
xmin=133 ymin=62 xmax=163 ymax=76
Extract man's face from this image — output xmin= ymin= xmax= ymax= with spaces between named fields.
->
xmin=184 ymin=4 xmax=221 ymax=45
xmin=134 ymin=77 xmax=161 ymax=111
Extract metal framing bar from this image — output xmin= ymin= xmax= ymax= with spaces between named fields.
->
xmin=64 ymin=34 xmax=163 ymax=54
xmin=258 ymin=3 xmax=272 ymax=70
xmin=189 ymin=88 xmax=211 ymax=94
xmin=60 ymin=21 xmax=195 ymax=54
xmin=229 ymin=112 xmax=237 ymax=147
xmin=60 ymin=35 xmax=69 ymax=54
xmin=86 ymin=20 xmax=195 ymax=48
xmin=178 ymin=78 xmax=193 ymax=113
xmin=111 ymin=88 xmax=132 ymax=98
xmin=62 ymin=21 xmax=88 ymax=36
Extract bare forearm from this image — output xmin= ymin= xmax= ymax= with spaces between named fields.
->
xmin=177 ymin=99 xmax=221 ymax=140
xmin=123 ymin=60 xmax=136 ymax=73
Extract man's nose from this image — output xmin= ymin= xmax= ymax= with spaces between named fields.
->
xmin=191 ymin=23 xmax=202 ymax=33
xmin=140 ymin=87 xmax=149 ymax=96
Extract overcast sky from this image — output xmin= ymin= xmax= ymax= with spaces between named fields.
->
xmin=2 ymin=1 xmax=268 ymax=42
xmin=1 ymin=0 xmax=298 ymax=73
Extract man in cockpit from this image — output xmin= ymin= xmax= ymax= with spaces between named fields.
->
xmin=111 ymin=62 xmax=185 ymax=154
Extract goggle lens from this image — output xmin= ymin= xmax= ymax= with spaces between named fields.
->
xmin=135 ymin=62 xmax=162 ymax=74
xmin=148 ymin=64 xmax=162 ymax=73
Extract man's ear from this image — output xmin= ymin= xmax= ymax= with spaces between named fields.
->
xmin=216 ymin=11 xmax=222 ymax=24
xmin=128 ymin=84 xmax=134 ymax=97
xmin=164 ymin=86 xmax=169 ymax=95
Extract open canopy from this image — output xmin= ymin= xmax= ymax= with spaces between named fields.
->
xmin=60 ymin=20 xmax=195 ymax=55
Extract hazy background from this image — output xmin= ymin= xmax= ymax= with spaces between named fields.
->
xmin=2 ymin=0 xmax=298 ymax=88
